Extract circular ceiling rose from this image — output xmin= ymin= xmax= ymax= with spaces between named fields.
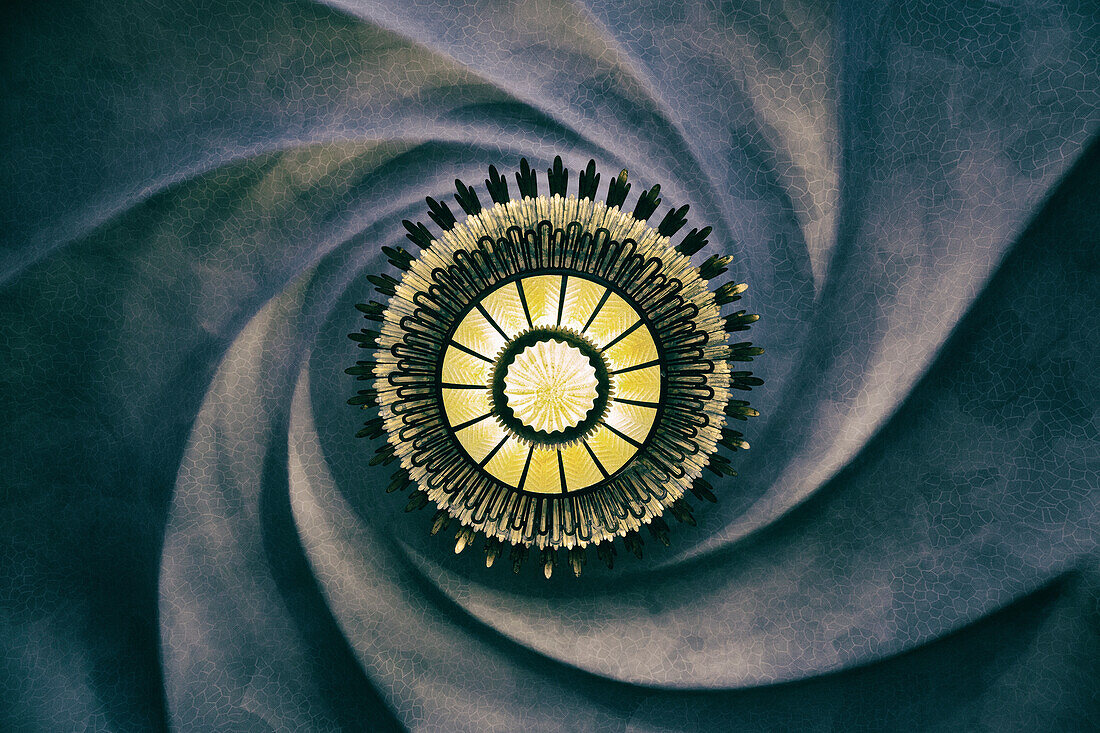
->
xmin=347 ymin=157 xmax=763 ymax=577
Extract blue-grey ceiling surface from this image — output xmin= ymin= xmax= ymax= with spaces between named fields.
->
xmin=2 ymin=1 xmax=1098 ymax=730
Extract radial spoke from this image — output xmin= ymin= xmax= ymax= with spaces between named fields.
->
xmin=516 ymin=278 xmax=534 ymax=329
xmin=602 ymin=422 xmax=643 ymax=448
xmin=475 ymin=302 xmax=510 ymax=340
xmin=517 ymin=445 xmax=534 ymax=491
xmin=601 ymin=319 xmax=644 ymax=352
xmin=451 ymin=412 xmax=493 ymax=431
xmin=609 ymin=358 xmax=660 ymax=376
xmin=612 ymin=397 xmax=661 ymax=408
xmin=449 ymin=340 xmax=494 ymax=363
xmin=556 ymin=274 xmax=567 ymax=326
xmin=581 ymin=288 xmax=612 ymax=334
xmin=479 ymin=435 xmax=510 ymax=467
xmin=582 ymin=440 xmax=609 ymax=479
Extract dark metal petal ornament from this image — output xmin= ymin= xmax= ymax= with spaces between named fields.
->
xmin=348 ymin=157 xmax=762 ymax=577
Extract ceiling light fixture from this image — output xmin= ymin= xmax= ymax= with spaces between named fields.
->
xmin=348 ymin=157 xmax=762 ymax=577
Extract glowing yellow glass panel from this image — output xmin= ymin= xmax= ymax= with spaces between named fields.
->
xmin=603 ymin=326 xmax=658 ymax=371
xmin=559 ymin=276 xmax=606 ymax=332
xmin=481 ymin=282 xmax=527 ymax=338
xmin=441 ymin=271 xmax=666 ymax=492
xmin=519 ymin=274 xmax=562 ymax=327
xmin=442 ymin=387 xmax=491 ymax=427
xmin=611 ymin=365 xmax=661 ymax=403
xmin=452 ymin=308 xmax=506 ymax=357
xmin=585 ymin=292 xmax=639 ymax=349
xmin=605 ymin=401 xmax=657 ymax=444
xmin=441 ymin=347 xmax=490 ymax=385
xmin=585 ymin=426 xmax=636 ymax=475
xmin=560 ymin=442 xmax=603 ymax=491
xmin=454 ymin=419 xmax=508 ymax=464
xmin=482 ymin=435 xmax=530 ymax=486
xmin=524 ymin=447 xmax=562 ymax=494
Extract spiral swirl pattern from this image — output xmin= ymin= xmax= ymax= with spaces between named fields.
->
xmin=2 ymin=1 xmax=1098 ymax=730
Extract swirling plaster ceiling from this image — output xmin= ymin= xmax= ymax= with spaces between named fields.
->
xmin=1 ymin=0 xmax=1097 ymax=730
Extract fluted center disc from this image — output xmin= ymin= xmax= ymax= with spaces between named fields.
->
xmin=504 ymin=339 xmax=598 ymax=433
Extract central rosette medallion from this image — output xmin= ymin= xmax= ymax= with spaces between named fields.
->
xmin=502 ymin=337 xmax=599 ymax=434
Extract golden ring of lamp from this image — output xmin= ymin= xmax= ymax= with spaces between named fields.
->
xmin=440 ymin=272 xmax=661 ymax=496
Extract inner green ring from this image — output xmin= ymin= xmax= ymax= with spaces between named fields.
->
xmin=490 ymin=327 xmax=611 ymax=446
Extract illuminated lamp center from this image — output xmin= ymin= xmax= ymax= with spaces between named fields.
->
xmin=502 ymin=338 xmax=599 ymax=434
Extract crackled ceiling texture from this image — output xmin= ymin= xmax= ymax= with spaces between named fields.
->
xmin=2 ymin=0 xmax=1098 ymax=731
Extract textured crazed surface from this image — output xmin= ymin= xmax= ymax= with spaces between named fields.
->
xmin=2 ymin=0 xmax=1098 ymax=730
